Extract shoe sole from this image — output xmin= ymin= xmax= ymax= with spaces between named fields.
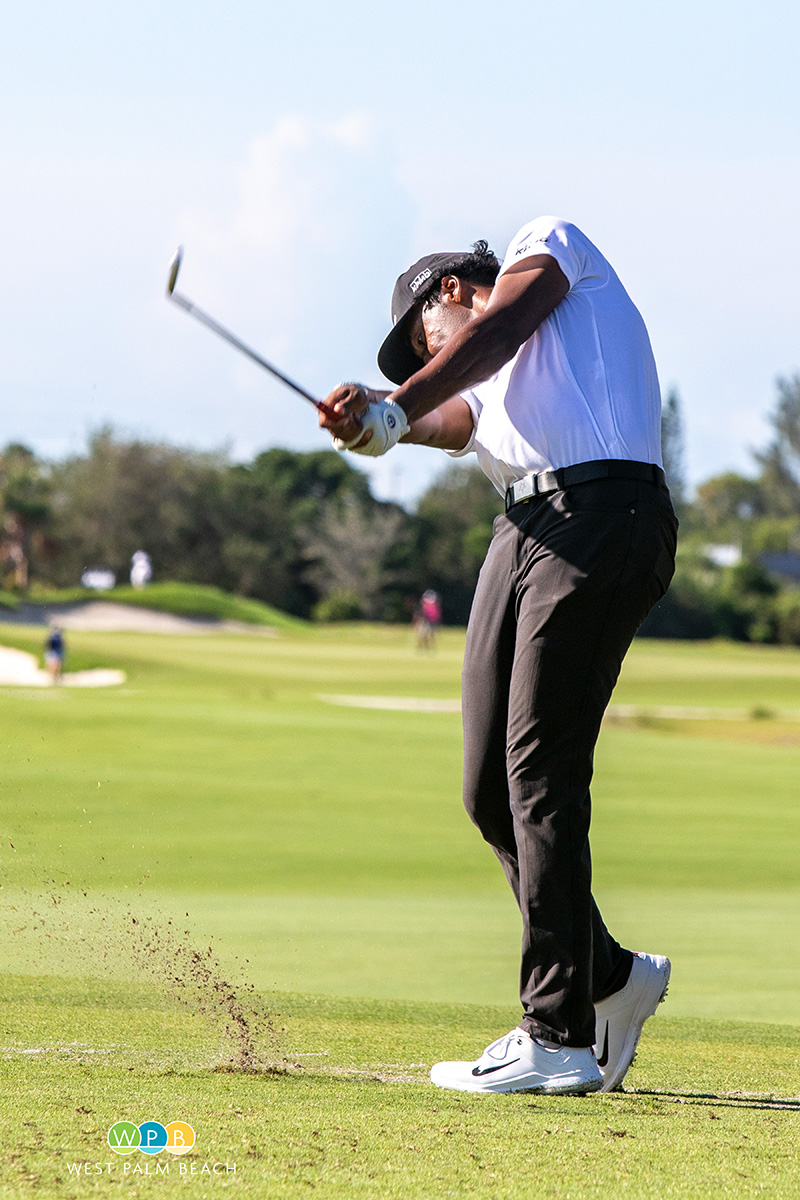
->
xmin=431 ymin=1075 xmax=604 ymax=1096
xmin=599 ymin=957 xmax=671 ymax=1093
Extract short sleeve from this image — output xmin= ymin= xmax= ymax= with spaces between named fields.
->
xmin=498 ymin=216 xmax=585 ymax=290
xmin=444 ymin=390 xmax=480 ymax=458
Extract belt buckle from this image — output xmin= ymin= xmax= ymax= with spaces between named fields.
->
xmin=518 ymin=475 xmax=536 ymax=508
xmin=505 ymin=473 xmax=542 ymax=513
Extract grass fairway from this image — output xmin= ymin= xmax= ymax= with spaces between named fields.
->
xmin=1 ymin=625 xmax=800 ymax=1197
xmin=3 ymin=976 xmax=800 ymax=1199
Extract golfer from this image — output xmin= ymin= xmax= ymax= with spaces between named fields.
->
xmin=44 ymin=624 xmax=65 ymax=684
xmin=413 ymin=589 xmax=442 ymax=650
xmin=320 ymin=216 xmax=678 ymax=1095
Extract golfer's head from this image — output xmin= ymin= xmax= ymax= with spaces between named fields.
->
xmin=377 ymin=241 xmax=500 ymax=385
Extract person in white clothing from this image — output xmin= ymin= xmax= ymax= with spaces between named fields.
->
xmin=130 ymin=550 xmax=153 ymax=590
xmin=319 ymin=217 xmax=678 ymax=1096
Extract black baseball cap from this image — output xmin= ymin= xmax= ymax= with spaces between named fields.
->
xmin=377 ymin=251 xmax=474 ymax=386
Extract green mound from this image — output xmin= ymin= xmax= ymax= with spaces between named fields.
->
xmin=24 ymin=581 xmax=305 ymax=629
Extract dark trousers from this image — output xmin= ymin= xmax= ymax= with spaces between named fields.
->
xmin=461 ymin=475 xmax=678 ymax=1047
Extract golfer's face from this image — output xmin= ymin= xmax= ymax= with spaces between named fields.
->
xmin=408 ymin=308 xmax=433 ymax=366
xmin=408 ymin=295 xmax=471 ymax=366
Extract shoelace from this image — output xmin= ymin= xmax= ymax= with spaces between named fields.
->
xmin=483 ymin=1032 xmax=524 ymax=1062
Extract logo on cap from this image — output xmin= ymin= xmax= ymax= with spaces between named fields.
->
xmin=409 ymin=268 xmax=432 ymax=294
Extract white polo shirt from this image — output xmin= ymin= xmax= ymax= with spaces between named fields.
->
xmin=449 ymin=217 xmax=663 ymax=497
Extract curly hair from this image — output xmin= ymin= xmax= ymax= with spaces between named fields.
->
xmin=421 ymin=240 xmax=501 ymax=309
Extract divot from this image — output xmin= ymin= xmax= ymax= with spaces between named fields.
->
xmin=2 ymin=883 xmax=286 ymax=1074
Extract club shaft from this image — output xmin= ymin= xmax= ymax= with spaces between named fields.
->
xmin=169 ymin=292 xmax=323 ymax=409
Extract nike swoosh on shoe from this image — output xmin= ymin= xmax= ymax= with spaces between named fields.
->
xmin=472 ymin=1058 xmax=521 ymax=1076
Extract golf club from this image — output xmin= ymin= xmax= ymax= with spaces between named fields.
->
xmin=166 ymin=247 xmax=335 ymax=417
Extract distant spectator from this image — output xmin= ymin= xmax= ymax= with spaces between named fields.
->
xmin=130 ymin=550 xmax=153 ymax=589
xmin=413 ymin=589 xmax=442 ymax=650
xmin=44 ymin=624 xmax=65 ymax=683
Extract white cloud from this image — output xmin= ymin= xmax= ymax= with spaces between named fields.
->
xmin=176 ymin=113 xmax=415 ymax=398
xmin=329 ymin=112 xmax=374 ymax=150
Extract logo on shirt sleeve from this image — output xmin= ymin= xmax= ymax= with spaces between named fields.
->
xmin=513 ymin=235 xmax=551 ymax=259
xmin=515 ymin=235 xmax=551 ymax=257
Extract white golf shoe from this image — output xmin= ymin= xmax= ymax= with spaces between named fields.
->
xmin=430 ymin=1027 xmax=603 ymax=1095
xmin=594 ymin=951 xmax=671 ymax=1092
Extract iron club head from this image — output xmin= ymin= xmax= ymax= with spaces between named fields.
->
xmin=166 ymin=246 xmax=184 ymax=296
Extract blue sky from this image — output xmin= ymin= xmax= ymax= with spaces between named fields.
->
xmin=1 ymin=0 xmax=798 ymax=504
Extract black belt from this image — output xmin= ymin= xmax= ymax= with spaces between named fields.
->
xmin=504 ymin=459 xmax=666 ymax=513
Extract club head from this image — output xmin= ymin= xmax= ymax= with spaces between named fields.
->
xmin=166 ymin=246 xmax=184 ymax=296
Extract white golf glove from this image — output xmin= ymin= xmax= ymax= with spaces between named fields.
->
xmin=334 ymin=397 xmax=410 ymax=457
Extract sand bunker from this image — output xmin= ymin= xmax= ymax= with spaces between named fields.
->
xmin=50 ymin=602 xmax=277 ymax=635
xmin=0 ymin=645 xmax=125 ymax=688
xmin=56 ymin=602 xmax=221 ymax=633
xmin=319 ymin=693 xmax=462 ymax=713
xmin=319 ymin=694 xmax=800 ymax=722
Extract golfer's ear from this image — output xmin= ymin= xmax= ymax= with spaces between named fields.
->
xmin=440 ymin=275 xmax=465 ymax=304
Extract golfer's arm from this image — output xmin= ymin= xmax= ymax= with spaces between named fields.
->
xmin=400 ymin=396 xmax=475 ymax=451
xmin=390 ymin=254 xmax=569 ymax=422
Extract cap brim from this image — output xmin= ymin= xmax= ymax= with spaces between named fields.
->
xmin=377 ymin=308 xmax=426 ymax=386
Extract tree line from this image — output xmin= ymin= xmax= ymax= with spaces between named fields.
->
xmin=0 ymin=427 xmax=500 ymax=624
xmin=643 ymin=374 xmax=800 ymax=644
xmin=2 ymin=374 xmax=800 ymax=639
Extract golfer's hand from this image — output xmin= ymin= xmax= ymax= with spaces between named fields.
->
xmin=320 ymin=385 xmax=409 ymax=456
xmin=319 ymin=384 xmax=373 ymax=450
